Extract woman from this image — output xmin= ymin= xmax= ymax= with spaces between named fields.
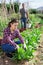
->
xmin=1 ymin=18 xmax=26 ymax=58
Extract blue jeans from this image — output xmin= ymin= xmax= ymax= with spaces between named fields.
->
xmin=21 ymin=18 xmax=27 ymax=28
xmin=1 ymin=40 xmax=21 ymax=53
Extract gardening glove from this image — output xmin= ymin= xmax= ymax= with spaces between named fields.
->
xmin=16 ymin=45 xmax=19 ymax=50
xmin=23 ymin=43 xmax=27 ymax=51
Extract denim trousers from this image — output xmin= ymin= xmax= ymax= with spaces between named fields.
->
xmin=21 ymin=18 xmax=27 ymax=28
xmin=1 ymin=40 xmax=21 ymax=53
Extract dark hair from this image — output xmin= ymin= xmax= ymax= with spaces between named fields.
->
xmin=8 ymin=18 xmax=18 ymax=27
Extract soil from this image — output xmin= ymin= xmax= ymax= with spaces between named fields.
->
xmin=0 ymin=34 xmax=43 ymax=65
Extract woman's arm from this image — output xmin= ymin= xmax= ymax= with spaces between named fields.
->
xmin=3 ymin=29 xmax=17 ymax=47
xmin=16 ymin=30 xmax=24 ymax=44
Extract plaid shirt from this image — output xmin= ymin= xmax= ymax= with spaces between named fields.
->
xmin=1 ymin=27 xmax=24 ymax=46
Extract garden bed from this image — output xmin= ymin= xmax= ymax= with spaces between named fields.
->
xmin=0 ymin=14 xmax=43 ymax=65
xmin=0 ymin=34 xmax=43 ymax=65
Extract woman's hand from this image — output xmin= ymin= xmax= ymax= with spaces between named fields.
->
xmin=23 ymin=43 xmax=27 ymax=50
xmin=17 ymin=45 xmax=19 ymax=49
xmin=15 ymin=45 xmax=19 ymax=50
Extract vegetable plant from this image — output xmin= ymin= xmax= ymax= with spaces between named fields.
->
xmin=12 ymin=28 xmax=40 ymax=61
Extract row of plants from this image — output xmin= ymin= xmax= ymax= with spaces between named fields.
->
xmin=30 ymin=14 xmax=43 ymax=24
xmin=12 ymin=28 xmax=40 ymax=61
xmin=6 ymin=2 xmax=19 ymax=13
xmin=37 ymin=14 xmax=43 ymax=19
